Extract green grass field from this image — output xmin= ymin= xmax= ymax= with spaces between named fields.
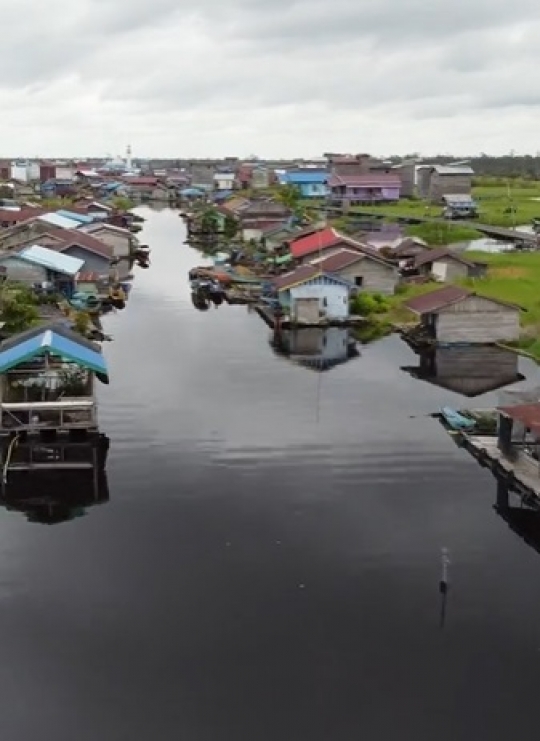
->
xmin=343 ymin=180 xmax=540 ymax=229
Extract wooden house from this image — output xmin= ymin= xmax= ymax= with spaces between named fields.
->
xmin=309 ymin=247 xmax=398 ymax=294
xmin=403 ymin=286 xmax=521 ymax=344
xmin=0 ymin=323 xmax=109 ymax=476
xmin=273 ymin=264 xmax=351 ymax=323
xmin=417 ymin=164 xmax=474 ymax=203
xmin=81 ymin=223 xmax=134 ymax=258
xmin=238 ymin=199 xmax=290 ymax=223
xmin=278 ymin=171 xmax=328 ymax=198
xmin=498 ymin=403 xmax=540 ymax=481
xmin=0 ymin=245 xmax=83 ymax=296
xmin=412 ymin=247 xmax=487 ymax=281
xmin=327 ymin=173 xmax=401 ymax=206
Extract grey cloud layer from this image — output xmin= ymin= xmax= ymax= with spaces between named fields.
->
xmin=2 ymin=0 xmax=540 ymax=155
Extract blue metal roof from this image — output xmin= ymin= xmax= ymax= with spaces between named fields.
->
xmin=280 ymin=171 xmax=328 ymax=185
xmin=0 ymin=327 xmax=108 ymax=380
xmin=38 ymin=213 xmax=82 ymax=229
xmin=57 ymin=210 xmax=95 ymax=225
xmin=18 ymin=245 xmax=84 ymax=276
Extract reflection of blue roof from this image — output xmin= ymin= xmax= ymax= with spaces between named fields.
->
xmin=57 ymin=210 xmax=95 ymax=224
xmin=279 ymin=171 xmax=328 ymax=185
xmin=0 ymin=326 xmax=108 ymax=380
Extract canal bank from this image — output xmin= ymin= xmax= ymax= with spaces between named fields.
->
xmin=1 ymin=207 xmax=540 ymax=740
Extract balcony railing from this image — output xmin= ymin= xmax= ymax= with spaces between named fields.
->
xmin=1 ymin=399 xmax=97 ymax=430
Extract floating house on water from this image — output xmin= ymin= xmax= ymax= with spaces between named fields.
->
xmin=0 ymin=244 xmax=84 ymax=296
xmin=0 ymin=323 xmax=110 ymax=487
xmin=273 ymin=264 xmax=352 ymax=324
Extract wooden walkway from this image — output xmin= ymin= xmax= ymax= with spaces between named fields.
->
xmin=463 ymin=434 xmax=540 ymax=498
xmin=319 ymin=206 xmax=538 ymax=245
xmin=355 ymin=211 xmax=537 ymax=244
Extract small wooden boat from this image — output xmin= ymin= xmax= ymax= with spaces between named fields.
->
xmin=440 ymin=406 xmax=476 ymax=431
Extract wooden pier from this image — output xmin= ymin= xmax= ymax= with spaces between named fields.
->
xmin=319 ymin=206 xmax=538 ymax=246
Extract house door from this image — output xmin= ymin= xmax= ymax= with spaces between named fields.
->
xmin=295 ymin=298 xmax=320 ymax=323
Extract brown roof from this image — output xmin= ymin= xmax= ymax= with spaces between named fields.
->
xmin=414 ymin=247 xmax=477 ymax=269
xmin=22 ymin=227 xmax=113 ymax=259
xmin=403 ymin=286 xmax=472 ymax=314
xmin=273 ymin=264 xmax=321 ymax=291
xmin=310 ymin=249 xmax=364 ymax=273
xmin=0 ymin=207 xmax=46 ymax=223
xmin=404 ymin=286 xmax=521 ymax=315
xmin=498 ymin=402 xmax=540 ymax=435
xmin=122 ymin=177 xmax=158 ymax=186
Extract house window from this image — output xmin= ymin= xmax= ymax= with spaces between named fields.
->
xmin=322 ymin=297 xmax=328 ymax=307
xmin=355 ymin=276 xmax=364 ymax=286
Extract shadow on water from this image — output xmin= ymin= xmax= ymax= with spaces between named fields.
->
xmin=0 ymin=470 xmax=110 ymax=525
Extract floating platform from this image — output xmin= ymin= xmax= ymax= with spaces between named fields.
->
xmin=442 ymin=423 xmax=540 ymax=501
xmin=254 ymin=304 xmax=366 ymax=330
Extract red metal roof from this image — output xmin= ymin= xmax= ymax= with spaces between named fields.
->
xmin=498 ymin=403 xmax=540 ymax=435
xmin=403 ymin=286 xmax=471 ymax=314
xmin=289 ymin=227 xmax=340 ymax=258
xmin=328 ymin=174 xmax=401 ymax=188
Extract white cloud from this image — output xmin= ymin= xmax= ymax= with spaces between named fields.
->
xmin=1 ymin=0 xmax=540 ymax=157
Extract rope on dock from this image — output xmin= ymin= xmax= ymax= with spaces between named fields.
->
xmin=2 ymin=434 xmax=19 ymax=486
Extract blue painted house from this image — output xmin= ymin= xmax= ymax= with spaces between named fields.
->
xmin=278 ymin=171 xmax=328 ymax=198
xmin=273 ymin=264 xmax=352 ymax=323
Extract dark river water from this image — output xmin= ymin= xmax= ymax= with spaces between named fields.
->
xmin=2 ymin=206 xmax=540 ymax=740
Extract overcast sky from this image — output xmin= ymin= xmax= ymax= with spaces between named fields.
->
xmin=3 ymin=0 xmax=540 ymax=158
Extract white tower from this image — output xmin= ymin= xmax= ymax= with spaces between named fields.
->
xmin=126 ymin=144 xmax=132 ymax=171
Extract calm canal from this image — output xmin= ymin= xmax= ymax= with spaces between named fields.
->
xmin=1 ymin=206 xmax=540 ymax=740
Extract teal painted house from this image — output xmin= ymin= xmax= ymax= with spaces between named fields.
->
xmin=278 ymin=171 xmax=328 ymax=198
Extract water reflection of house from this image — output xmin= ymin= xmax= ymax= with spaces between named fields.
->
xmin=272 ymin=327 xmax=359 ymax=371
xmin=0 ymin=469 xmax=109 ymax=524
xmin=402 ymin=345 xmax=524 ymax=396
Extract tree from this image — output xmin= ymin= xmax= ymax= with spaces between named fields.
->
xmin=200 ymin=208 xmax=220 ymax=235
xmin=73 ymin=311 xmax=91 ymax=337
xmin=223 ymin=215 xmax=238 ymax=239
xmin=276 ymin=184 xmax=301 ymax=211
xmin=1 ymin=285 xmax=39 ymax=334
